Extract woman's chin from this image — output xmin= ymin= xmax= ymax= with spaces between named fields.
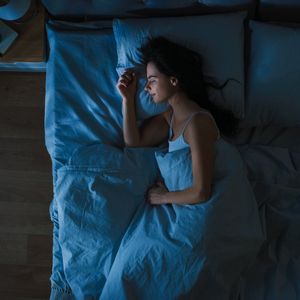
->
xmin=153 ymin=95 xmax=163 ymax=102
xmin=152 ymin=95 xmax=166 ymax=105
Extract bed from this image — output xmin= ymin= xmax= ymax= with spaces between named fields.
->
xmin=43 ymin=1 xmax=300 ymax=299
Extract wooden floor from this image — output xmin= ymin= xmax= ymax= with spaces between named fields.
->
xmin=0 ymin=72 xmax=53 ymax=300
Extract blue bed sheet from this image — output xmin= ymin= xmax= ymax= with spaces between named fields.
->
xmin=45 ymin=23 xmax=124 ymax=186
xmin=45 ymin=21 xmax=300 ymax=300
xmin=51 ymin=138 xmax=264 ymax=299
xmin=49 ymin=141 xmax=300 ymax=300
xmin=237 ymin=145 xmax=300 ymax=300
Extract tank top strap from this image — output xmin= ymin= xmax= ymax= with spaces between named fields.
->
xmin=169 ymin=110 xmax=221 ymax=140
xmin=170 ymin=110 xmax=202 ymax=130
xmin=180 ymin=111 xmax=206 ymax=136
xmin=181 ymin=110 xmax=221 ymax=139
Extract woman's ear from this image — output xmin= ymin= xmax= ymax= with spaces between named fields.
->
xmin=170 ymin=76 xmax=178 ymax=87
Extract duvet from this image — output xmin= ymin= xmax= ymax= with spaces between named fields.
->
xmin=51 ymin=138 xmax=264 ymax=300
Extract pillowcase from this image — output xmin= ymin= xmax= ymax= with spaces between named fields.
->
xmin=112 ymin=12 xmax=247 ymax=120
xmin=243 ymin=20 xmax=300 ymax=127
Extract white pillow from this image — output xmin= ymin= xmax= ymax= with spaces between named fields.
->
xmin=113 ymin=11 xmax=247 ymax=120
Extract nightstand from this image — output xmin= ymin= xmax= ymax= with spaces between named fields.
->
xmin=0 ymin=0 xmax=47 ymax=72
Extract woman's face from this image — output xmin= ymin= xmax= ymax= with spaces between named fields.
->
xmin=144 ymin=61 xmax=177 ymax=103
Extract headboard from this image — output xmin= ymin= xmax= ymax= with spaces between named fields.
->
xmin=41 ymin=0 xmax=300 ymax=23
xmin=258 ymin=0 xmax=300 ymax=23
xmin=41 ymin=0 xmax=257 ymax=20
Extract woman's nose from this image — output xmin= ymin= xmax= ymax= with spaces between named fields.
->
xmin=144 ymin=82 xmax=150 ymax=92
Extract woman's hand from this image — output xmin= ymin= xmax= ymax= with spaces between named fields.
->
xmin=116 ymin=69 xmax=137 ymax=101
xmin=146 ymin=181 xmax=169 ymax=205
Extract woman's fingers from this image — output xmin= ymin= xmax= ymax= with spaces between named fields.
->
xmin=118 ymin=76 xmax=129 ymax=85
xmin=116 ymin=80 xmax=126 ymax=89
xmin=121 ymin=69 xmax=135 ymax=81
xmin=116 ymin=70 xmax=137 ymax=99
xmin=118 ymin=76 xmax=130 ymax=86
xmin=118 ymin=79 xmax=127 ymax=87
xmin=122 ymin=73 xmax=132 ymax=80
xmin=118 ymin=72 xmax=135 ymax=87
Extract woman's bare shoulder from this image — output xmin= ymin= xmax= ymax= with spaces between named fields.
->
xmin=185 ymin=112 xmax=219 ymax=143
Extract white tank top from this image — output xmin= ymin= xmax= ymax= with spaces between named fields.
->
xmin=168 ymin=110 xmax=221 ymax=152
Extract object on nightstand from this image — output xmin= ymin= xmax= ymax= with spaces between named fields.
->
xmin=0 ymin=0 xmax=31 ymax=55
xmin=0 ymin=0 xmax=32 ymax=20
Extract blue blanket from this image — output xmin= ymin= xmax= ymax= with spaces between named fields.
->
xmin=51 ymin=138 xmax=264 ymax=299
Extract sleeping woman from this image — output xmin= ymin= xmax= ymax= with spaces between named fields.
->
xmin=116 ymin=36 xmax=239 ymax=206
xmin=102 ymin=37 xmax=263 ymax=299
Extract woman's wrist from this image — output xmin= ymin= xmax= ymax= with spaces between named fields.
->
xmin=122 ymin=97 xmax=135 ymax=104
xmin=162 ymin=192 xmax=169 ymax=204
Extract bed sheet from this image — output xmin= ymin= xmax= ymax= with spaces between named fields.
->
xmin=45 ymin=21 xmax=122 ymax=187
xmin=50 ymin=138 xmax=265 ymax=300
xmin=45 ymin=21 xmax=300 ymax=300
xmin=49 ymin=140 xmax=300 ymax=300
xmin=230 ymin=125 xmax=300 ymax=149
xmin=237 ymin=146 xmax=300 ymax=300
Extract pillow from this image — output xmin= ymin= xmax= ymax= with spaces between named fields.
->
xmin=112 ymin=12 xmax=247 ymax=120
xmin=243 ymin=21 xmax=300 ymax=127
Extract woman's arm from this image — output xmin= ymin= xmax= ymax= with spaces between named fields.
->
xmin=163 ymin=187 xmax=210 ymax=205
xmin=122 ymin=98 xmax=140 ymax=147
xmin=147 ymin=181 xmax=210 ymax=205
xmin=123 ymin=101 xmax=170 ymax=147
xmin=117 ymin=69 xmax=170 ymax=148
xmin=116 ymin=69 xmax=140 ymax=147
xmin=147 ymin=114 xmax=217 ymax=205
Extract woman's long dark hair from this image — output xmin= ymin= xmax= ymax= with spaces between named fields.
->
xmin=138 ymin=36 xmax=240 ymax=138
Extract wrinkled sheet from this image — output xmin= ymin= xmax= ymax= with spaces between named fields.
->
xmin=52 ymin=144 xmax=160 ymax=299
xmin=237 ymin=145 xmax=300 ymax=300
xmin=52 ymin=139 xmax=264 ymax=299
xmin=45 ymin=23 xmax=123 ymax=186
xmin=50 ymin=142 xmax=300 ymax=300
